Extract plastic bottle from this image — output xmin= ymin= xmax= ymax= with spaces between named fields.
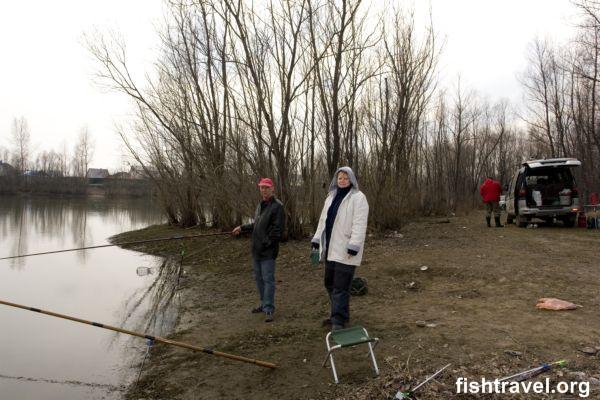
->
xmin=310 ymin=249 xmax=320 ymax=267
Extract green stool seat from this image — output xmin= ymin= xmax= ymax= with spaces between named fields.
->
xmin=331 ymin=325 xmax=377 ymax=347
xmin=322 ymin=325 xmax=379 ymax=383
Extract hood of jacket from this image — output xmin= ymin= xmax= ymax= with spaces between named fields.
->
xmin=328 ymin=166 xmax=359 ymax=193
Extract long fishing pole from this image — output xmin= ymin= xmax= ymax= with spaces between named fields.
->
xmin=0 ymin=299 xmax=277 ymax=369
xmin=498 ymin=360 xmax=566 ymax=382
xmin=395 ymin=363 xmax=451 ymax=399
xmin=0 ymin=231 xmax=232 ymax=261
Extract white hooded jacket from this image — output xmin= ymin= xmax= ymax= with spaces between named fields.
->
xmin=311 ymin=167 xmax=369 ymax=266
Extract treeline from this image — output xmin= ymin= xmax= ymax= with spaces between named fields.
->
xmin=0 ymin=176 xmax=153 ymax=198
xmin=88 ymin=0 xmax=599 ymax=237
xmin=1 ymin=118 xmax=96 ymax=179
xmin=0 ymin=176 xmax=87 ymax=196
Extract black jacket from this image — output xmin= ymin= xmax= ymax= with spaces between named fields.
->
xmin=241 ymin=196 xmax=285 ymax=260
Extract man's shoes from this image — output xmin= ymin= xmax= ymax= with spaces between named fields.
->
xmin=251 ymin=306 xmax=263 ymax=314
xmin=332 ymin=322 xmax=345 ymax=331
xmin=321 ymin=318 xmax=332 ymax=327
xmin=265 ymin=312 xmax=274 ymax=323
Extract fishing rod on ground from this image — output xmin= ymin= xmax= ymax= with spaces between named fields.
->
xmin=498 ymin=360 xmax=567 ymax=382
xmin=0 ymin=231 xmax=233 ymax=261
xmin=0 ymin=299 xmax=277 ymax=369
xmin=394 ymin=363 xmax=451 ymax=399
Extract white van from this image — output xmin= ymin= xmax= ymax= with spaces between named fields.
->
xmin=505 ymin=158 xmax=581 ymax=227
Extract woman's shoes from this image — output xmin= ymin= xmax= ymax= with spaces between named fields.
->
xmin=332 ymin=323 xmax=345 ymax=331
xmin=323 ymin=318 xmax=346 ymax=330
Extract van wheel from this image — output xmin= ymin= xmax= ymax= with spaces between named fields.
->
xmin=517 ymin=215 xmax=528 ymax=228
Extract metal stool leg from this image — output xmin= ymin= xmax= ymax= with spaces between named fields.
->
xmin=361 ymin=328 xmax=379 ymax=376
xmin=329 ymin=351 xmax=339 ymax=383
xmin=367 ymin=341 xmax=379 ymax=376
xmin=323 ymin=332 xmax=341 ymax=384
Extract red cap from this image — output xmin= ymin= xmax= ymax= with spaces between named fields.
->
xmin=258 ymin=178 xmax=274 ymax=187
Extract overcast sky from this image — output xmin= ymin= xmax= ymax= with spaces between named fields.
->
xmin=0 ymin=0 xmax=579 ymax=171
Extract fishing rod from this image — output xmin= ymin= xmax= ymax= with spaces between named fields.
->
xmin=498 ymin=360 xmax=567 ymax=382
xmin=0 ymin=231 xmax=232 ymax=261
xmin=0 ymin=299 xmax=277 ymax=369
xmin=395 ymin=363 xmax=451 ymax=399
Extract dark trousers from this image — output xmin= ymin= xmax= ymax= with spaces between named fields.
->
xmin=252 ymin=258 xmax=275 ymax=313
xmin=324 ymin=261 xmax=356 ymax=325
xmin=485 ymin=201 xmax=501 ymax=218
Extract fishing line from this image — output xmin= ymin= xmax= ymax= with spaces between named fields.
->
xmin=0 ymin=231 xmax=232 ymax=261
xmin=0 ymin=373 xmax=125 ymax=393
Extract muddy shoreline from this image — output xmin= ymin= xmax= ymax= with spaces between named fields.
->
xmin=113 ymin=212 xmax=600 ymax=399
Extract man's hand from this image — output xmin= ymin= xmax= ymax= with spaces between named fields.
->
xmin=232 ymin=226 xmax=242 ymax=236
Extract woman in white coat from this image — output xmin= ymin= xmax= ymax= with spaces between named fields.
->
xmin=311 ymin=166 xmax=369 ymax=330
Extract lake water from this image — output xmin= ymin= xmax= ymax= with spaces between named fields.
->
xmin=0 ymin=196 xmax=174 ymax=400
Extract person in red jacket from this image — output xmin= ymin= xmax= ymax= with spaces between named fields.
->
xmin=480 ymin=176 xmax=503 ymax=227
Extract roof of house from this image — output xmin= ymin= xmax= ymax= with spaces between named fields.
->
xmin=86 ymin=168 xmax=110 ymax=179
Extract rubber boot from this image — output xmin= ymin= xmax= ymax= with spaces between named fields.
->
xmin=486 ymin=216 xmax=491 ymax=227
xmin=494 ymin=216 xmax=504 ymax=227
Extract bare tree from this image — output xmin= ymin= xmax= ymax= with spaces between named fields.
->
xmin=0 ymin=146 xmax=10 ymax=163
xmin=11 ymin=116 xmax=31 ymax=175
xmin=72 ymin=127 xmax=95 ymax=177
xmin=35 ymin=150 xmax=63 ymax=176
xmin=84 ymin=0 xmax=547 ymax=236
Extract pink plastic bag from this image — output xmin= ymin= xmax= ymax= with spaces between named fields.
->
xmin=536 ymin=298 xmax=581 ymax=311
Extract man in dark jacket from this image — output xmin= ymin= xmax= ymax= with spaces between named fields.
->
xmin=480 ymin=176 xmax=503 ymax=227
xmin=232 ymin=178 xmax=285 ymax=322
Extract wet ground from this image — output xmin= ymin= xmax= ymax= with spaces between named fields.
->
xmin=116 ymin=212 xmax=600 ymax=399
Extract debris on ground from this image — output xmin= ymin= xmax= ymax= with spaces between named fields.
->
xmin=536 ymin=298 xmax=582 ymax=310
xmin=579 ymin=347 xmax=598 ymax=355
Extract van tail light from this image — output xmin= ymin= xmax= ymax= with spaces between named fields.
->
xmin=572 ymin=187 xmax=579 ymax=197
xmin=519 ymin=188 xmax=527 ymax=197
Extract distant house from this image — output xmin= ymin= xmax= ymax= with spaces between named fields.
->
xmin=0 ymin=161 xmax=16 ymax=177
xmin=110 ymin=171 xmax=131 ymax=180
xmin=129 ymin=165 xmax=157 ymax=180
xmin=86 ymin=168 xmax=110 ymax=184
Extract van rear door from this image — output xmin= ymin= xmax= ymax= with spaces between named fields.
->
xmin=523 ymin=158 xmax=581 ymax=169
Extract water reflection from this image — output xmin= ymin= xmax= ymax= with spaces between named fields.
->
xmin=117 ymin=256 xmax=182 ymax=342
xmin=0 ymin=195 xmax=168 ymax=400
xmin=0 ymin=197 xmax=163 ymax=267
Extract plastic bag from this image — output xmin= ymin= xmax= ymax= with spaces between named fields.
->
xmin=536 ymin=298 xmax=581 ymax=311
xmin=532 ymin=190 xmax=542 ymax=206
xmin=351 ymin=277 xmax=368 ymax=296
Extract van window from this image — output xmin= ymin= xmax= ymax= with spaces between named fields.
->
xmin=525 ymin=169 xmax=573 ymax=188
